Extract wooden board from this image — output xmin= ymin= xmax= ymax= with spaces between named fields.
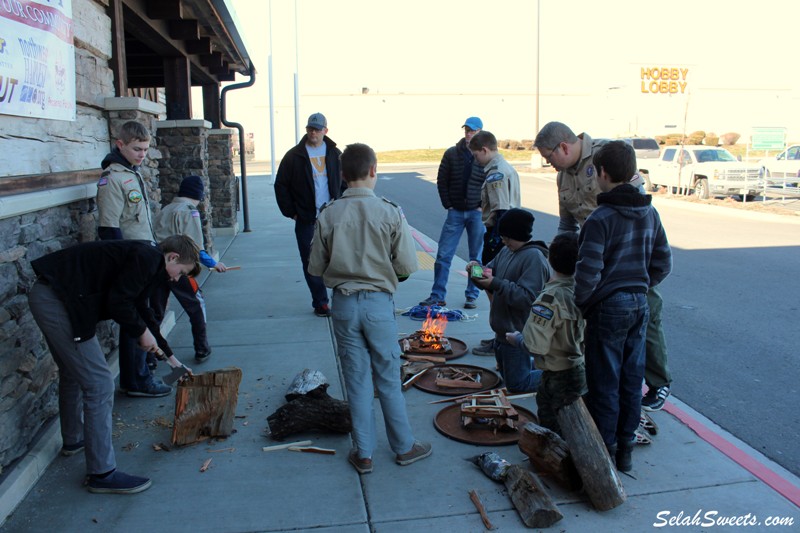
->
xmin=398 ymin=336 xmax=468 ymax=361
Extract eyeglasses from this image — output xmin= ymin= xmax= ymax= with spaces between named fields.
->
xmin=542 ymin=143 xmax=561 ymax=162
xmin=306 ymin=127 xmax=323 ymax=133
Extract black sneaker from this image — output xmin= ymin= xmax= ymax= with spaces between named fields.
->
xmin=126 ymin=380 xmax=172 ymax=398
xmin=419 ymin=297 xmax=446 ymax=307
xmin=87 ymin=470 xmax=152 ymax=494
xmin=314 ymin=304 xmax=331 ymax=317
xmin=642 ymin=385 xmax=670 ymax=412
xmin=61 ymin=441 xmax=85 ymax=457
xmin=195 ymin=349 xmax=212 ymax=363
xmin=472 ymin=344 xmax=494 ymax=356
xmin=464 ymin=297 xmax=477 ymax=309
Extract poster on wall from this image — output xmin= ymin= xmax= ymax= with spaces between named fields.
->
xmin=0 ymin=0 xmax=75 ymax=121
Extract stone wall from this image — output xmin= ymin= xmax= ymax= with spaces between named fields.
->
xmin=155 ymin=122 xmax=214 ymax=253
xmin=0 ymin=0 xmax=117 ymax=474
xmin=208 ymin=130 xmax=238 ymax=229
xmin=0 ymin=201 xmax=117 ymax=472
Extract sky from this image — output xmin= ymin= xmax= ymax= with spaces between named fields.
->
xmin=210 ymin=0 xmax=799 ymax=159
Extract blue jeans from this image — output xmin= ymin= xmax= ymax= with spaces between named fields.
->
xmin=583 ymin=291 xmax=648 ymax=447
xmin=332 ymin=290 xmax=415 ymax=459
xmin=430 ymin=209 xmax=484 ymax=301
xmin=495 ymin=341 xmax=542 ymax=393
xmin=295 ymin=220 xmax=329 ymax=309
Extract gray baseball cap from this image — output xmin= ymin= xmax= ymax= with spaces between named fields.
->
xmin=306 ymin=113 xmax=327 ymax=129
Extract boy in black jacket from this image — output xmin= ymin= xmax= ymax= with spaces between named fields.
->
xmin=28 ymin=236 xmax=199 ymax=494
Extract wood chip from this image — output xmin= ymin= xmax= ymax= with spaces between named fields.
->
xmin=200 ymin=458 xmax=212 ymax=472
xmin=469 ymin=489 xmax=494 ymax=530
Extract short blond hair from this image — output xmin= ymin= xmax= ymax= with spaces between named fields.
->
xmin=117 ymin=121 xmax=151 ymax=144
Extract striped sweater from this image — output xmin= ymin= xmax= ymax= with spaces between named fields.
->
xmin=574 ymin=184 xmax=672 ymax=312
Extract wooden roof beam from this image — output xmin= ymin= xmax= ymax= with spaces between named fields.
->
xmin=169 ymin=19 xmax=199 ymax=40
xmin=146 ymin=0 xmax=182 ymax=20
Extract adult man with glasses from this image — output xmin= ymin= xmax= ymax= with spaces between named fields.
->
xmin=533 ymin=121 xmax=673 ymax=416
xmin=419 ymin=116 xmax=486 ymax=309
xmin=275 ymin=113 xmax=343 ymax=317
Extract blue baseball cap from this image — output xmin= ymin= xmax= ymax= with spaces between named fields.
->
xmin=462 ymin=116 xmax=483 ymax=130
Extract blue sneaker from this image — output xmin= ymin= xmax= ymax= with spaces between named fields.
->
xmin=87 ymin=470 xmax=152 ymax=494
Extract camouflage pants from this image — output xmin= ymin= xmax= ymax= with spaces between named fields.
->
xmin=536 ymin=363 xmax=587 ymax=436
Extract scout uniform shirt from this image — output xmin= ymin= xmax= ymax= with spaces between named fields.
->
xmin=308 ymin=187 xmax=418 ymax=294
xmin=522 ymin=276 xmax=585 ymax=372
xmin=480 ymin=153 xmax=521 ymax=228
xmin=96 ymin=163 xmax=155 ymax=241
xmin=556 ymin=133 xmax=606 ymax=232
xmin=153 ymin=197 xmax=204 ymax=248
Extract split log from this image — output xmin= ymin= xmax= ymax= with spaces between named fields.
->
xmin=517 ymin=422 xmax=582 ymax=491
xmin=172 ymin=367 xmax=243 ymax=446
xmin=503 ymin=465 xmax=563 ymax=528
xmin=267 ymin=369 xmax=352 ymax=440
xmin=556 ymin=397 xmax=626 ymax=511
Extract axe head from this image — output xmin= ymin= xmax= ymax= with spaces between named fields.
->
xmin=163 ymin=364 xmax=192 ymax=386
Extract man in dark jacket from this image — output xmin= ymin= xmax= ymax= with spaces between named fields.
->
xmin=275 ymin=112 xmax=343 ymax=317
xmin=27 ymin=236 xmax=199 ymax=494
xmin=419 ymin=116 xmax=486 ymax=310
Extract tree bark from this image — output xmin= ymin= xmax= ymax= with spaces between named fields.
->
xmin=267 ymin=370 xmax=352 ymax=440
xmin=517 ymin=422 xmax=582 ymax=491
xmin=172 ymin=367 xmax=243 ymax=446
xmin=556 ymin=397 xmax=626 ymax=511
xmin=503 ymin=465 xmax=564 ymax=528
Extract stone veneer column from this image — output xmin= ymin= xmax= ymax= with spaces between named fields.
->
xmin=155 ymin=120 xmax=215 ymax=255
xmin=207 ymin=129 xmax=238 ymax=235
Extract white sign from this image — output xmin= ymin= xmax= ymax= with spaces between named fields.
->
xmin=0 ymin=0 xmax=75 ymax=121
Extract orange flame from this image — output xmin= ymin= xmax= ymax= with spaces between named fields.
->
xmin=420 ymin=309 xmax=448 ymax=346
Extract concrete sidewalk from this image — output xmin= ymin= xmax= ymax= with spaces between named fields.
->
xmin=1 ymin=173 xmax=798 ymax=532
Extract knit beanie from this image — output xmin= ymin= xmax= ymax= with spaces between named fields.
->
xmin=497 ymin=208 xmax=534 ymax=242
xmin=178 ymin=175 xmax=204 ymax=201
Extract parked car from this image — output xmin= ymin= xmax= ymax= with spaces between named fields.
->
xmin=758 ymin=145 xmax=800 ymax=186
xmin=617 ymin=137 xmax=660 ymax=190
xmin=648 ymin=145 xmax=762 ymax=199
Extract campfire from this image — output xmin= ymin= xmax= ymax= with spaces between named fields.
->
xmin=401 ymin=309 xmax=453 ymax=354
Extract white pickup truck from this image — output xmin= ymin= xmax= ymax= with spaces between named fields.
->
xmin=647 ymin=145 xmax=762 ymax=199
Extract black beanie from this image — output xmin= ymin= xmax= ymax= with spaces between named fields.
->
xmin=497 ymin=208 xmax=534 ymax=242
xmin=178 ymin=175 xmax=204 ymax=200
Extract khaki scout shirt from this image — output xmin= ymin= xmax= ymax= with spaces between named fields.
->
xmin=96 ymin=163 xmax=155 ymax=241
xmin=522 ymin=276 xmax=585 ymax=372
xmin=480 ymin=153 xmax=521 ymax=228
xmin=556 ymin=133 xmax=605 ymax=233
xmin=308 ymin=187 xmax=418 ymax=294
xmin=153 ymin=197 xmax=203 ymax=247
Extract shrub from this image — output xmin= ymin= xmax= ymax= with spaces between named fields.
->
xmin=719 ymin=132 xmax=740 ymax=145
xmin=497 ymin=139 xmax=511 ymax=149
xmin=687 ymin=130 xmax=705 ymax=144
xmin=704 ymin=133 xmax=719 ymax=146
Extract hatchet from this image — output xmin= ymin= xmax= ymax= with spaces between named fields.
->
xmin=153 ymin=348 xmax=193 ymax=385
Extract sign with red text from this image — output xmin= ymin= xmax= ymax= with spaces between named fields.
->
xmin=0 ymin=0 xmax=75 ymax=121
xmin=640 ymin=67 xmax=689 ymax=95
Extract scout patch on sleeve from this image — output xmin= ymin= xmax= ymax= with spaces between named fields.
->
xmin=531 ymin=304 xmax=554 ymax=321
xmin=191 ymin=211 xmax=200 ymax=218
xmin=127 ymin=190 xmax=143 ymax=203
xmin=97 ymin=177 xmax=108 ymax=186
xmin=540 ymin=293 xmax=555 ymax=304
xmin=486 ymin=172 xmax=504 ymax=183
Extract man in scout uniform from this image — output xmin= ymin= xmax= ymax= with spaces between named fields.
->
xmin=308 ymin=143 xmax=432 ymax=475
xmin=469 ymin=130 xmax=521 ymax=265
xmin=96 ymin=120 xmax=170 ymax=398
xmin=534 ymin=121 xmax=673 ymax=414
xmin=506 ymin=232 xmax=586 ymax=436
xmin=153 ymin=175 xmax=228 ymax=363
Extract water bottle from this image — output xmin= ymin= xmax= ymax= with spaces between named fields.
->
xmin=477 ymin=451 xmax=511 ymax=481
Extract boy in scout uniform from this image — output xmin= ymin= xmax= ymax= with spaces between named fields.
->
xmin=469 ymin=130 xmax=521 ymax=264
xmin=506 ymin=232 xmax=586 ymax=437
xmin=153 ymin=175 xmax=228 ymax=363
xmin=308 ymin=143 xmax=432 ymax=474
xmin=96 ymin=121 xmax=169 ymax=398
